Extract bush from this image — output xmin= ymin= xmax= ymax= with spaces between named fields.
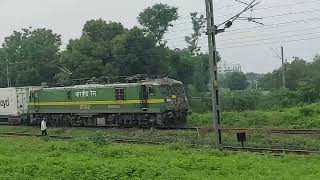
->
xmin=91 ymin=131 xmax=111 ymax=145
xmin=299 ymin=106 xmax=315 ymax=116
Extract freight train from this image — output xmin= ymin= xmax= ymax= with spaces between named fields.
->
xmin=0 ymin=76 xmax=189 ymax=127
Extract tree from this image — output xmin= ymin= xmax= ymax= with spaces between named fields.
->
xmin=260 ymin=57 xmax=309 ymax=90
xmin=138 ymin=3 xmax=178 ymax=47
xmin=185 ymin=12 xmax=206 ymax=54
xmin=2 ymin=28 xmax=61 ymax=86
xmin=0 ymin=49 xmax=7 ymax=87
xmin=83 ymin=19 xmax=125 ymax=42
xmin=109 ymin=27 xmax=163 ymax=75
xmin=57 ymin=20 xmax=163 ymax=82
xmin=224 ymin=72 xmax=249 ymax=90
xmin=56 ymin=20 xmax=126 ymax=82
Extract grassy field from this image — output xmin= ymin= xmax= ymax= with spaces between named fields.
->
xmin=0 ymin=125 xmax=320 ymax=151
xmin=188 ymin=103 xmax=320 ymax=128
xmin=0 ymin=136 xmax=320 ymax=179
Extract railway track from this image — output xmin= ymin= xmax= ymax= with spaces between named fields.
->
xmin=0 ymin=132 xmax=319 ymax=155
xmin=1 ymin=123 xmax=320 ymax=135
xmin=153 ymin=127 xmax=320 ymax=135
xmin=223 ymin=146 xmax=320 ymax=155
xmin=220 ymin=128 xmax=320 ymax=134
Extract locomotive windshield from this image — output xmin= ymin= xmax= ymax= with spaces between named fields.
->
xmin=160 ymin=84 xmax=185 ymax=96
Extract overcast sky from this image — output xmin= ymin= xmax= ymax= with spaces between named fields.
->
xmin=0 ymin=0 xmax=319 ymax=73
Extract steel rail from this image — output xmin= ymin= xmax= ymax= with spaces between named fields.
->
xmin=2 ymin=123 xmax=320 ymax=134
xmin=0 ymin=132 xmax=319 ymax=155
xmin=223 ymin=146 xmax=320 ymax=155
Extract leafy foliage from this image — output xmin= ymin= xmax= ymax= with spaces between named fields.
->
xmin=1 ymin=28 xmax=61 ymax=86
xmin=185 ymin=12 xmax=206 ymax=54
xmin=223 ymin=72 xmax=249 ymax=90
xmin=259 ymin=56 xmax=320 ymax=91
xmin=138 ymin=3 xmax=178 ymax=47
xmin=189 ymin=103 xmax=320 ymax=129
xmin=83 ymin=19 xmax=124 ymax=42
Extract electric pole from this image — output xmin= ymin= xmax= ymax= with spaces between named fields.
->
xmin=204 ymin=0 xmax=262 ymax=149
xmin=205 ymin=0 xmax=222 ymax=149
xmin=270 ymin=46 xmax=286 ymax=89
xmin=281 ymin=46 xmax=285 ymax=89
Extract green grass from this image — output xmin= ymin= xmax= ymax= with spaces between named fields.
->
xmin=188 ymin=103 xmax=320 ymax=128
xmin=1 ymin=136 xmax=320 ymax=179
xmin=1 ymin=125 xmax=320 ymax=151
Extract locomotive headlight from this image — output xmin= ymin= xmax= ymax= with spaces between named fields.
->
xmin=172 ymin=95 xmax=177 ymax=104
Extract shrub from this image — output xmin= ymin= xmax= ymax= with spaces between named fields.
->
xmin=299 ymin=106 xmax=315 ymax=116
xmin=91 ymin=131 xmax=111 ymax=145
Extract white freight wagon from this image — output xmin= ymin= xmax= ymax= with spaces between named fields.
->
xmin=0 ymin=87 xmax=40 ymax=124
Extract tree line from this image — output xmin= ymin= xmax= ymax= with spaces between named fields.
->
xmin=201 ymin=56 xmax=320 ymax=113
xmin=1 ymin=3 xmax=319 ymax=112
xmin=0 ymin=3 xmax=210 ymax=98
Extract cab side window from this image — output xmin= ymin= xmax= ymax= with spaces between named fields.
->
xmin=30 ymin=92 xmax=34 ymax=100
xmin=67 ymin=91 xmax=72 ymax=100
xmin=115 ymin=88 xmax=125 ymax=100
xmin=148 ymin=86 xmax=155 ymax=96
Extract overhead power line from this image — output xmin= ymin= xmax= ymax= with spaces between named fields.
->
xmin=195 ymin=30 xmax=320 ymax=48
xmin=214 ymin=35 xmax=320 ymax=49
xmin=176 ymin=0 xmax=320 ymax=26
xmin=218 ymin=25 xmax=320 ymax=42
xmin=166 ymin=10 xmax=320 ymax=35
xmin=211 ymin=0 xmax=320 ymax=19
xmin=167 ymin=20 xmax=320 ymax=44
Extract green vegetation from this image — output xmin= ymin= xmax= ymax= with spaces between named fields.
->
xmin=138 ymin=3 xmax=178 ymax=47
xmin=222 ymin=72 xmax=249 ymax=91
xmin=1 ymin=124 xmax=320 ymax=150
xmin=260 ymin=56 xmax=320 ymax=92
xmin=0 ymin=136 xmax=320 ymax=179
xmin=191 ymin=88 xmax=320 ymax=113
xmin=189 ymin=103 xmax=320 ymax=129
xmin=192 ymin=56 xmax=320 ymax=112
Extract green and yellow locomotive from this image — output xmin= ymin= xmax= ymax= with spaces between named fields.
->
xmin=28 ymin=77 xmax=189 ymax=127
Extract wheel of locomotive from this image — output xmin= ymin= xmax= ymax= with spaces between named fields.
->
xmin=117 ymin=117 xmax=125 ymax=128
xmin=132 ymin=118 xmax=139 ymax=128
xmin=163 ymin=111 xmax=175 ymax=127
xmin=174 ymin=112 xmax=187 ymax=128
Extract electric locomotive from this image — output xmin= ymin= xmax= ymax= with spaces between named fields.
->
xmin=27 ymin=76 xmax=189 ymax=127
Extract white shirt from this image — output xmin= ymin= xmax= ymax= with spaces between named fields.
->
xmin=41 ymin=120 xmax=47 ymax=131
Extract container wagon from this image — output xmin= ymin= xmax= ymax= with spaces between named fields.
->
xmin=0 ymin=87 xmax=40 ymax=125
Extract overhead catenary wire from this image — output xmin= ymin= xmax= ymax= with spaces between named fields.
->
xmin=168 ymin=8 xmax=320 ymax=34
xmin=173 ymin=0 xmax=320 ymax=28
xmin=166 ymin=17 xmax=320 ymax=37
xmin=64 ymin=17 xmax=320 ymax=52
xmin=167 ymin=18 xmax=320 ymax=45
xmin=211 ymin=35 xmax=320 ymax=50
xmin=195 ymin=29 xmax=320 ymax=47
xmin=210 ymin=0 xmax=320 ymax=20
xmin=54 ymin=10 xmax=320 ymax=48
xmin=216 ymin=25 xmax=320 ymax=42
xmin=63 ymin=20 xmax=320 ymax=54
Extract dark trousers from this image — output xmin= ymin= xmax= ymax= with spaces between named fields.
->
xmin=41 ymin=130 xmax=47 ymax=136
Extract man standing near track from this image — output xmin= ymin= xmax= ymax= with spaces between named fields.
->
xmin=41 ymin=118 xmax=47 ymax=136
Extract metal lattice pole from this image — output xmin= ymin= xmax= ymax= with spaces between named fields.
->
xmin=205 ymin=0 xmax=222 ymax=149
xmin=281 ymin=46 xmax=286 ymax=89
